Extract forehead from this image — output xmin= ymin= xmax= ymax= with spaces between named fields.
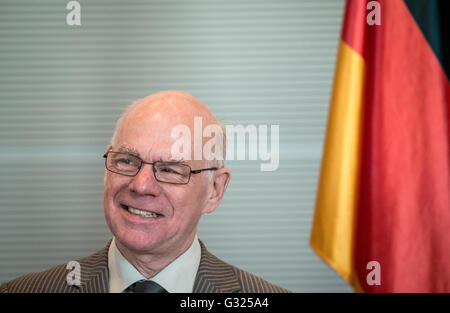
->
xmin=115 ymin=102 xmax=177 ymax=143
xmin=113 ymin=93 xmax=217 ymax=164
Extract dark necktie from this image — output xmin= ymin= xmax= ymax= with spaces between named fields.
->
xmin=124 ymin=279 xmax=168 ymax=293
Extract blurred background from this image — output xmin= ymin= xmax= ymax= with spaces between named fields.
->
xmin=0 ymin=0 xmax=351 ymax=292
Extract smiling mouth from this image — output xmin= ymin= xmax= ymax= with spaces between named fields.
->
xmin=121 ymin=205 xmax=161 ymax=218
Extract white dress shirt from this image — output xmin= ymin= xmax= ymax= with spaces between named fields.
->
xmin=108 ymin=235 xmax=201 ymax=293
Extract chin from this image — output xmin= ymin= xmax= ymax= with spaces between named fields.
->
xmin=114 ymin=226 xmax=164 ymax=253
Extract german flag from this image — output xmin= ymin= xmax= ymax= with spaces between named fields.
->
xmin=310 ymin=0 xmax=450 ymax=292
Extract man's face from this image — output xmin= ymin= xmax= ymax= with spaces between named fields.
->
xmin=103 ymin=103 xmax=213 ymax=256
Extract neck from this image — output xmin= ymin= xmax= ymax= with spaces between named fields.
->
xmin=114 ymin=236 xmax=196 ymax=279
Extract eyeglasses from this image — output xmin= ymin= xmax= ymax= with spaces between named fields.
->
xmin=103 ymin=150 xmax=218 ymax=185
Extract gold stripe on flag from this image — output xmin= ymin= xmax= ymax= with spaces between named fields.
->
xmin=310 ymin=40 xmax=365 ymax=288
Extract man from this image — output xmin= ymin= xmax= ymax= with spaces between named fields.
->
xmin=0 ymin=90 xmax=289 ymax=293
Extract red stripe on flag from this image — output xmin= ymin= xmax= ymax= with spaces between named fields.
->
xmin=354 ymin=0 xmax=450 ymax=292
xmin=341 ymin=0 xmax=367 ymax=56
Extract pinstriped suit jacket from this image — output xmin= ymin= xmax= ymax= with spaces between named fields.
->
xmin=0 ymin=240 xmax=290 ymax=293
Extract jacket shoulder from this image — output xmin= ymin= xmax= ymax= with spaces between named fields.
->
xmin=196 ymin=240 xmax=291 ymax=293
xmin=231 ymin=266 xmax=291 ymax=293
xmin=0 ymin=262 xmax=73 ymax=293
xmin=0 ymin=242 xmax=110 ymax=293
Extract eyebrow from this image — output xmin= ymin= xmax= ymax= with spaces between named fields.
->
xmin=161 ymin=156 xmax=185 ymax=163
xmin=117 ymin=146 xmax=140 ymax=156
xmin=115 ymin=146 xmax=185 ymax=163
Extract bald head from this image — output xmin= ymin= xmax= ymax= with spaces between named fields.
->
xmin=111 ymin=90 xmax=226 ymax=167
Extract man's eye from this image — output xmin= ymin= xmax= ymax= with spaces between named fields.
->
xmin=159 ymin=167 xmax=181 ymax=175
xmin=118 ymin=158 xmax=134 ymax=165
xmin=160 ymin=167 xmax=178 ymax=174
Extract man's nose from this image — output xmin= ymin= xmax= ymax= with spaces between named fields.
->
xmin=128 ymin=163 xmax=161 ymax=196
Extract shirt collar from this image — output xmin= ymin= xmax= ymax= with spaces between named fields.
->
xmin=108 ymin=235 xmax=201 ymax=293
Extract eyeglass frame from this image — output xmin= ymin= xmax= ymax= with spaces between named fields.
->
xmin=103 ymin=150 xmax=219 ymax=185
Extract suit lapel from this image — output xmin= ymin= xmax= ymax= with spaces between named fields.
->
xmin=193 ymin=241 xmax=241 ymax=293
xmin=69 ymin=239 xmax=241 ymax=293
xmin=76 ymin=240 xmax=111 ymax=293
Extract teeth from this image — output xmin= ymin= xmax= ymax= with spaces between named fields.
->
xmin=127 ymin=206 xmax=158 ymax=218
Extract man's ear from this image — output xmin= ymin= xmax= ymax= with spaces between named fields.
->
xmin=202 ymin=168 xmax=231 ymax=214
xmin=103 ymin=145 xmax=112 ymax=184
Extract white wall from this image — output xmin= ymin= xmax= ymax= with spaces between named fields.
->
xmin=0 ymin=0 xmax=350 ymax=292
